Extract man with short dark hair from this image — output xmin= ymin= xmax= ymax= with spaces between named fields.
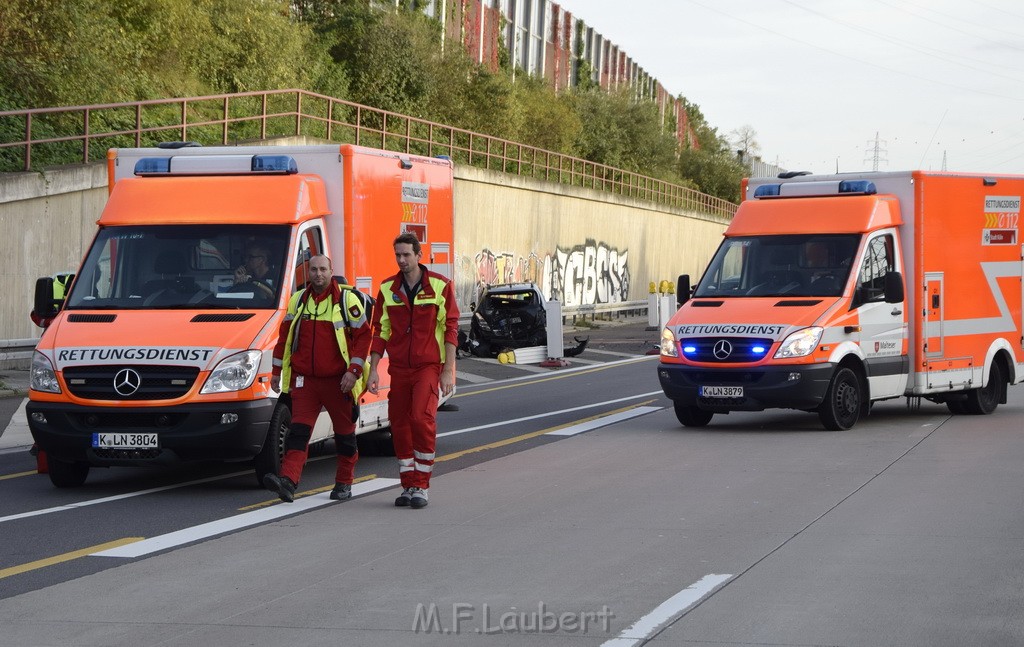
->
xmin=367 ymin=233 xmax=459 ymax=509
xmin=233 ymin=242 xmax=275 ymax=301
xmin=263 ymin=254 xmax=371 ymax=503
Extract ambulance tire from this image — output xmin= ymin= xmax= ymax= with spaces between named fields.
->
xmin=674 ymin=402 xmax=714 ymax=427
xmin=48 ymin=459 xmax=89 ymax=488
xmin=818 ymin=367 xmax=861 ymax=431
xmin=946 ymin=400 xmax=968 ymax=415
xmin=254 ymin=403 xmax=290 ymax=487
xmin=357 ymin=429 xmax=397 ymax=457
xmin=964 ymin=362 xmax=1002 ymax=416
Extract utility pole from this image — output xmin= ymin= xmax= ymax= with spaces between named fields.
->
xmin=864 ymin=131 xmax=888 ymax=171
xmin=941 ymin=150 xmax=947 ymax=171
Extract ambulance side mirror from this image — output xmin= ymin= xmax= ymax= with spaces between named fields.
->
xmin=33 ymin=276 xmax=58 ymax=319
xmin=884 ymin=271 xmax=904 ymax=304
xmin=676 ymin=274 xmax=691 ymax=308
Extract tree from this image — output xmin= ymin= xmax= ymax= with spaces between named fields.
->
xmin=729 ymin=124 xmax=760 ymax=163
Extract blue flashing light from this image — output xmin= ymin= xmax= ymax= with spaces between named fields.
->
xmin=134 ymin=157 xmax=171 ymax=175
xmin=751 ymin=345 xmax=767 ymax=355
xmin=838 ymin=180 xmax=876 ymax=195
xmin=251 ymin=155 xmax=297 ymax=174
xmin=753 ymin=184 xmax=781 ymax=198
xmin=682 ymin=345 xmax=698 ymax=354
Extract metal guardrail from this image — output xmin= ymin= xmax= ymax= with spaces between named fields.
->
xmin=0 ymin=89 xmax=738 ymax=219
xmin=0 ymin=338 xmax=37 ymax=366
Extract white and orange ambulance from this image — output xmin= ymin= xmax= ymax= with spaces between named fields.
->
xmin=658 ymin=171 xmax=1023 ymax=430
xmin=27 ymin=143 xmax=455 ymax=487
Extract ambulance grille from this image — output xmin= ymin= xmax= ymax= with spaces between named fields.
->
xmin=680 ymin=337 xmax=774 ymax=363
xmin=63 ymin=365 xmax=200 ymax=400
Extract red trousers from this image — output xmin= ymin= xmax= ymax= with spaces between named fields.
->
xmin=281 ymin=374 xmax=358 ymax=485
xmin=388 ymin=364 xmax=441 ymax=489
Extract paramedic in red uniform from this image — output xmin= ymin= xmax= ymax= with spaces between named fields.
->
xmin=263 ymin=254 xmax=371 ymax=503
xmin=367 ymin=233 xmax=459 ymax=509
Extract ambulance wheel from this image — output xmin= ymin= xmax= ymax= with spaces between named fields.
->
xmin=946 ymin=400 xmax=968 ymax=415
xmin=964 ymin=362 xmax=1002 ymax=415
xmin=818 ymin=367 xmax=861 ymax=431
xmin=48 ymin=459 xmax=89 ymax=488
xmin=673 ymin=402 xmax=714 ymax=427
xmin=357 ymin=429 xmax=396 ymax=457
xmin=254 ymin=403 xmax=290 ymax=487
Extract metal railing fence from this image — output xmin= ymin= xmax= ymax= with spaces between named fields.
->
xmin=0 ymin=89 xmax=737 ymax=218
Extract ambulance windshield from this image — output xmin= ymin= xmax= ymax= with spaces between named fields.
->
xmin=694 ymin=234 xmax=860 ymax=298
xmin=64 ymin=224 xmax=290 ymax=309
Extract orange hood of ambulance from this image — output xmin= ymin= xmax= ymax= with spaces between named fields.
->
xmin=40 ymin=310 xmax=276 ymax=372
xmin=668 ymin=297 xmax=840 ymax=341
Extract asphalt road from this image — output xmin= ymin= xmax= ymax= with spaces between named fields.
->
xmin=3 ymin=323 xmax=1024 ymax=646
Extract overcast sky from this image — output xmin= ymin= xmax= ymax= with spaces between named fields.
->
xmin=555 ymin=0 xmax=1024 ymax=175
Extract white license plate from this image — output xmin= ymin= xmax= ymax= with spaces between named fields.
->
xmin=92 ymin=433 xmax=159 ymax=449
xmin=700 ymin=386 xmax=744 ymax=398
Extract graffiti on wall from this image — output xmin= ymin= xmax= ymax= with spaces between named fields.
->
xmin=462 ymin=240 xmax=630 ymax=307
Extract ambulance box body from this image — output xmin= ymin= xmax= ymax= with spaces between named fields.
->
xmin=27 ymin=144 xmax=455 ymax=487
xmin=658 ymin=171 xmax=1023 ymax=430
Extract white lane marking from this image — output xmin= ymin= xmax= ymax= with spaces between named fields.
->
xmin=585 ymin=348 xmax=644 ymax=358
xmin=601 ymin=574 xmax=732 ymax=647
xmin=91 ymin=478 xmax=400 ymax=558
xmin=0 ymin=469 xmax=255 ymax=524
xmin=545 ymin=407 xmax=661 ymax=436
xmin=454 ymin=370 xmax=492 ymax=384
xmin=455 ymin=355 xmax=656 ymax=392
xmin=437 ymin=391 xmax=665 ymax=439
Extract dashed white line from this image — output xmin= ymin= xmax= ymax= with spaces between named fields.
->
xmin=545 ymin=406 xmax=661 ymax=436
xmin=601 ymin=573 xmax=733 ymax=647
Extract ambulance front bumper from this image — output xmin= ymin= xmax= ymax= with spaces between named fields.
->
xmin=26 ymin=399 xmax=275 ymax=466
xmin=658 ymin=363 xmax=835 ymax=411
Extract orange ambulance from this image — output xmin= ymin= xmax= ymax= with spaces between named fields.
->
xmin=27 ymin=144 xmax=455 ymax=487
xmin=658 ymin=171 xmax=1023 ymax=430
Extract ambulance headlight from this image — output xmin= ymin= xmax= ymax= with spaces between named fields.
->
xmin=774 ymin=327 xmax=823 ymax=359
xmin=201 ymin=350 xmax=262 ymax=393
xmin=30 ymin=352 xmax=61 ymax=394
xmin=660 ymin=328 xmax=679 ymax=357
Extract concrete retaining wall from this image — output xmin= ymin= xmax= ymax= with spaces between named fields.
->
xmin=0 ymin=159 xmax=729 ymax=343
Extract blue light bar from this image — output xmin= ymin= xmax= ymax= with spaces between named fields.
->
xmin=838 ymin=180 xmax=877 ymax=194
xmin=251 ymin=155 xmax=297 ymax=174
xmin=682 ymin=345 xmax=698 ymax=354
xmin=753 ymin=184 xmax=781 ymax=198
xmin=134 ymin=158 xmax=171 ymax=175
xmin=751 ymin=345 xmax=767 ymax=354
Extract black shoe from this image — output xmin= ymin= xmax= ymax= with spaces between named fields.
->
xmin=409 ymin=487 xmax=428 ymax=509
xmin=263 ymin=473 xmax=296 ymax=503
xmin=395 ymin=487 xmax=413 ymax=507
xmin=330 ymin=483 xmax=352 ymax=501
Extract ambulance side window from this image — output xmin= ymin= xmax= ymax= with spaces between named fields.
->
xmin=857 ymin=234 xmax=895 ymax=304
xmin=293 ymin=226 xmax=324 ymax=292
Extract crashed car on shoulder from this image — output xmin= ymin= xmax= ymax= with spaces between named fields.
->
xmin=461 ymin=283 xmax=587 ymax=358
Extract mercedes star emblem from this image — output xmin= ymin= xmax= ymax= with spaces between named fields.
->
xmin=113 ymin=368 xmax=142 ymax=396
xmin=713 ymin=339 xmax=733 ymax=360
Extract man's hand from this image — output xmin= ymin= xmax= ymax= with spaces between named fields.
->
xmin=339 ymin=372 xmax=357 ymax=393
xmin=234 ymin=265 xmax=250 ymax=284
xmin=271 ymin=374 xmax=281 ymax=392
xmin=366 ymin=368 xmax=379 ymax=395
xmin=440 ymin=368 xmax=455 ymax=397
